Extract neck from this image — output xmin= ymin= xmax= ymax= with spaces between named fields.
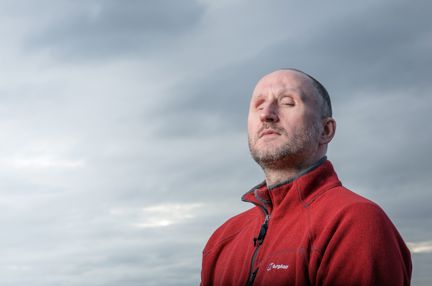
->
xmin=263 ymin=156 xmax=327 ymax=186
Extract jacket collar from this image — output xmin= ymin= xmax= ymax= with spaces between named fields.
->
xmin=242 ymin=158 xmax=341 ymax=213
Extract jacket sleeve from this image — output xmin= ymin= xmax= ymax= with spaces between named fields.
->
xmin=314 ymin=202 xmax=412 ymax=286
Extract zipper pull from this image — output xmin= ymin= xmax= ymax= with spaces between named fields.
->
xmin=253 ymin=215 xmax=270 ymax=246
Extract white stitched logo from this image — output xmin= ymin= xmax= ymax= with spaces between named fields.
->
xmin=266 ymin=262 xmax=289 ymax=271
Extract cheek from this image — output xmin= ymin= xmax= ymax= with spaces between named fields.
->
xmin=247 ymin=114 xmax=258 ymax=131
xmin=247 ymin=121 xmax=261 ymax=143
xmin=247 ymin=123 xmax=255 ymax=139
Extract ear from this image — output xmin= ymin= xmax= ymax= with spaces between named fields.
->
xmin=319 ymin=117 xmax=336 ymax=145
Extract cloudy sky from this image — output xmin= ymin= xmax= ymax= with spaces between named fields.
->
xmin=0 ymin=0 xmax=431 ymax=285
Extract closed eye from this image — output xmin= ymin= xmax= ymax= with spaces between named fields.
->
xmin=254 ymin=98 xmax=265 ymax=110
xmin=279 ymin=96 xmax=294 ymax=106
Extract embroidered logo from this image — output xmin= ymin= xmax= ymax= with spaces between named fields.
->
xmin=266 ymin=262 xmax=289 ymax=271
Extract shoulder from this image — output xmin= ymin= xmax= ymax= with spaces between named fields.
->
xmin=310 ymin=187 xmax=412 ymax=284
xmin=308 ymin=185 xmax=409 ymax=259
xmin=309 ymin=185 xmax=401 ymax=238
xmin=203 ymin=207 xmax=260 ymax=255
xmin=311 ymin=184 xmax=385 ymax=214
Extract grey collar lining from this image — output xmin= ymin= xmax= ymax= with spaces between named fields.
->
xmin=267 ymin=156 xmax=327 ymax=191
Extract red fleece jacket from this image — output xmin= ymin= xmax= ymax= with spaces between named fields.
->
xmin=201 ymin=160 xmax=412 ymax=286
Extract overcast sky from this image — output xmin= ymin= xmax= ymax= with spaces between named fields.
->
xmin=0 ymin=0 xmax=431 ymax=285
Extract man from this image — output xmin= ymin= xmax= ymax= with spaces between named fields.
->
xmin=201 ymin=69 xmax=412 ymax=285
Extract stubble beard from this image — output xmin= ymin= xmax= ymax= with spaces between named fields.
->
xmin=248 ymin=122 xmax=321 ymax=170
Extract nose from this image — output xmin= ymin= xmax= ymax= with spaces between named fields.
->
xmin=259 ymin=103 xmax=279 ymax=123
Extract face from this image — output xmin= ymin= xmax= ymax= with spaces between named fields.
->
xmin=247 ymin=70 xmax=323 ymax=169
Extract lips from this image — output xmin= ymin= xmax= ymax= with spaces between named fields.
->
xmin=259 ymin=129 xmax=281 ymax=138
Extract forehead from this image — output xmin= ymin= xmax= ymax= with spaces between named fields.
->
xmin=252 ymin=70 xmax=315 ymax=100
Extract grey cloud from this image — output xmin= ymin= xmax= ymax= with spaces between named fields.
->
xmin=26 ymin=0 xmax=205 ymax=60
xmin=303 ymin=1 xmax=432 ymax=93
xmin=412 ymin=254 xmax=432 ymax=286
xmin=153 ymin=1 xmax=432 ymax=138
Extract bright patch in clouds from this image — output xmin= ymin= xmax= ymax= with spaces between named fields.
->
xmin=136 ymin=203 xmax=204 ymax=228
xmin=408 ymin=241 xmax=432 ymax=254
xmin=111 ymin=203 xmax=204 ymax=228
xmin=11 ymin=156 xmax=85 ymax=169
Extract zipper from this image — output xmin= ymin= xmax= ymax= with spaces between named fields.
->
xmin=245 ymin=207 xmax=270 ymax=286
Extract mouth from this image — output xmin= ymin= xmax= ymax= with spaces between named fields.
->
xmin=259 ymin=129 xmax=281 ymax=138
